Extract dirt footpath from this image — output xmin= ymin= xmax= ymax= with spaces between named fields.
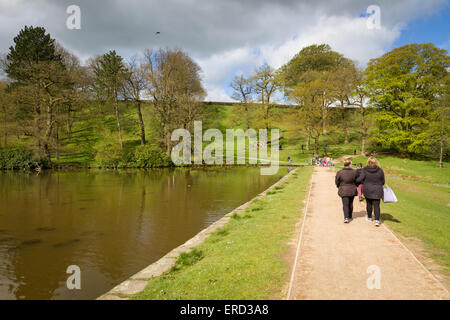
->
xmin=288 ymin=167 xmax=449 ymax=300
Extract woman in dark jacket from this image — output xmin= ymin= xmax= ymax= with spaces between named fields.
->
xmin=335 ymin=159 xmax=358 ymax=223
xmin=356 ymin=157 xmax=385 ymax=227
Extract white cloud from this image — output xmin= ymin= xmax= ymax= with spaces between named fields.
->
xmin=261 ymin=15 xmax=402 ymax=69
xmin=0 ymin=0 xmax=447 ymax=101
xmin=200 ymin=14 xmax=403 ymax=101
xmin=196 ymin=46 xmax=261 ymax=101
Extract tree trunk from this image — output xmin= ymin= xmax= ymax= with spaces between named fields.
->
xmin=34 ymin=104 xmax=41 ymax=158
xmin=314 ymin=135 xmax=320 ymax=157
xmin=136 ymin=100 xmax=146 ymax=145
xmin=2 ymin=107 xmax=7 ymax=147
xmin=114 ymin=93 xmax=123 ymax=150
xmin=439 ymin=137 xmax=443 ymax=169
xmin=322 ymin=106 xmax=327 ymax=136
xmin=165 ymin=128 xmax=172 ymax=156
xmin=55 ymin=121 xmax=59 ymax=161
xmin=66 ymin=105 xmax=73 ymax=137
xmin=360 ymin=102 xmax=367 ymax=155
xmin=306 ymin=133 xmax=310 ymax=151
xmin=265 ymin=104 xmax=269 ymax=131
xmin=244 ymin=104 xmax=250 ymax=130
xmin=43 ymin=103 xmax=54 ymax=165
xmin=361 ymin=136 xmax=366 ymax=156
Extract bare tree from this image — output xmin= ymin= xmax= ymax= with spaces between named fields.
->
xmin=253 ymin=64 xmax=279 ymax=130
xmin=143 ymin=48 xmax=205 ymax=155
xmin=123 ymin=57 xmax=147 ymax=145
xmin=348 ymin=69 xmax=370 ymax=155
xmin=230 ymin=74 xmax=253 ymax=129
xmin=92 ymin=50 xmax=127 ymax=150
xmin=331 ymin=60 xmax=358 ymax=144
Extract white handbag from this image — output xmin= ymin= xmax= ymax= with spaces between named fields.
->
xmin=383 ymin=185 xmax=398 ymax=203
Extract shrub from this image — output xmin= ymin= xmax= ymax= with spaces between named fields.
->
xmin=95 ymin=143 xmax=124 ymax=168
xmin=0 ymin=146 xmax=33 ymax=169
xmin=133 ymin=145 xmax=172 ymax=168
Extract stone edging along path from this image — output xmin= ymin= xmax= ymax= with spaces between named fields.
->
xmin=98 ymin=168 xmax=298 ymax=300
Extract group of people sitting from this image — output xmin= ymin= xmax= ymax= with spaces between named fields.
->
xmin=335 ymin=157 xmax=385 ymax=227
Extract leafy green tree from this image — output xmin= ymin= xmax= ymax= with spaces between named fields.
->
xmin=364 ymin=43 xmax=449 ymax=156
xmin=93 ymin=50 xmax=127 ymax=150
xmin=5 ymin=26 xmax=71 ymax=163
xmin=427 ymin=80 xmax=449 ymax=167
xmin=280 ymin=44 xmax=351 ymax=136
xmin=5 ymin=26 xmax=61 ymax=82
xmin=0 ymin=81 xmax=17 ymax=147
xmin=330 ymin=60 xmax=358 ymax=144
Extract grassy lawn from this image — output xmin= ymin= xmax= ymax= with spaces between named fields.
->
xmin=350 ymin=155 xmax=450 ymax=184
xmin=129 ymin=166 xmax=314 ymax=300
xmin=337 ymin=155 xmax=450 ymax=276
xmin=381 ymin=178 xmax=450 ymax=275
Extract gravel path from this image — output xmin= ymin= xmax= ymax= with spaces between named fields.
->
xmin=288 ymin=166 xmax=449 ymax=300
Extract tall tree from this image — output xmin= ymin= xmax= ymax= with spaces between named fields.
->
xmin=5 ymin=26 xmax=71 ymax=163
xmin=280 ymin=44 xmax=348 ymax=136
xmin=349 ymin=70 xmax=370 ymax=155
xmin=54 ymin=44 xmax=90 ymax=159
xmin=143 ymin=48 xmax=205 ymax=155
xmin=230 ymin=74 xmax=253 ymax=129
xmin=253 ymin=64 xmax=278 ymax=130
xmin=0 ymin=81 xmax=17 ymax=147
xmin=330 ymin=59 xmax=358 ymax=144
xmin=93 ymin=50 xmax=127 ymax=150
xmin=364 ymin=43 xmax=449 ymax=156
xmin=289 ymin=70 xmax=332 ymax=156
xmin=123 ymin=57 xmax=147 ymax=145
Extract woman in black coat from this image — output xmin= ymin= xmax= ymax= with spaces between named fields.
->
xmin=356 ymin=157 xmax=385 ymax=227
xmin=335 ymin=159 xmax=358 ymax=223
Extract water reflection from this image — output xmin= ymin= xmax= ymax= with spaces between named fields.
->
xmin=0 ymin=167 xmax=285 ymax=299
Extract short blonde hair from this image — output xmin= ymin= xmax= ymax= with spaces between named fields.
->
xmin=343 ymin=159 xmax=352 ymax=167
xmin=366 ymin=156 xmax=381 ymax=168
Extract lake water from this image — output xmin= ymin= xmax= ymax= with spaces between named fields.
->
xmin=0 ymin=167 xmax=286 ymax=299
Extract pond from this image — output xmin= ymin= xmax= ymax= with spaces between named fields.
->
xmin=0 ymin=167 xmax=287 ymax=299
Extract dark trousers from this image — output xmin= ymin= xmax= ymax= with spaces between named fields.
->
xmin=341 ymin=196 xmax=354 ymax=219
xmin=366 ymin=198 xmax=381 ymax=220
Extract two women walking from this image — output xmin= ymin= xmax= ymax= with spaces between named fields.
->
xmin=335 ymin=157 xmax=385 ymax=227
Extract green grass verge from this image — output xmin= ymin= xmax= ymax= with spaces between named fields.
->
xmin=380 ymin=178 xmax=450 ymax=275
xmin=350 ymin=156 xmax=450 ymax=185
xmin=130 ymin=167 xmax=313 ymax=300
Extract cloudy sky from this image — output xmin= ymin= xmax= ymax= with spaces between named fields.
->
xmin=0 ymin=0 xmax=449 ymax=101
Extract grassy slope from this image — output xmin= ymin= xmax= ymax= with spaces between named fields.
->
xmin=340 ymin=156 xmax=450 ymax=275
xmin=51 ymin=103 xmax=362 ymax=167
xmin=130 ymin=167 xmax=313 ymax=300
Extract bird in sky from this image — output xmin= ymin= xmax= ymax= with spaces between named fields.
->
xmin=155 ymin=31 xmax=160 ymax=35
